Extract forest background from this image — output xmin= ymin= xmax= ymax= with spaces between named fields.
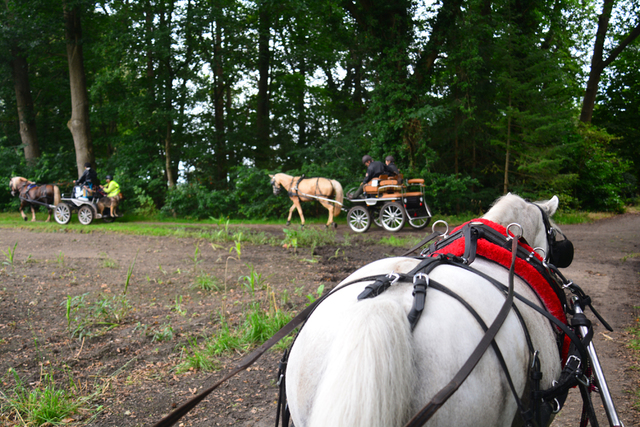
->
xmin=1 ymin=0 xmax=639 ymax=221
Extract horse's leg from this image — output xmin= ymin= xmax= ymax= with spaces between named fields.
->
xmin=286 ymin=202 xmax=295 ymax=225
xmin=30 ymin=205 xmax=37 ymax=222
xmin=295 ymin=199 xmax=305 ymax=227
xmin=321 ymin=200 xmax=334 ymax=227
xmin=45 ymin=208 xmax=52 ymax=222
xmin=19 ymin=204 xmax=27 ymax=221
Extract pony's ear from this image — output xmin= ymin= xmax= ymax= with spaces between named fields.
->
xmin=540 ymin=195 xmax=559 ymax=217
xmin=269 ymin=174 xmax=274 ymax=178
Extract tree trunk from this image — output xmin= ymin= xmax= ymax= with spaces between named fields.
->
xmin=214 ymin=20 xmax=227 ymax=187
xmin=165 ymin=121 xmax=175 ymax=187
xmin=10 ymin=48 xmax=40 ymax=164
xmin=255 ymin=2 xmax=270 ymax=168
xmin=503 ymin=94 xmax=512 ymax=195
xmin=64 ymin=4 xmax=94 ymax=177
xmin=580 ymin=0 xmax=640 ymax=123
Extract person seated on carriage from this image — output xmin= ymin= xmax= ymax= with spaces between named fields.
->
xmin=384 ymin=155 xmax=399 ymax=177
xmin=74 ymin=162 xmax=100 ymax=199
xmin=350 ymin=155 xmax=394 ymax=199
xmin=100 ymin=175 xmax=120 ymax=198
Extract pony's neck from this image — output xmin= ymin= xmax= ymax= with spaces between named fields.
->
xmin=482 ymin=196 xmax=547 ymax=252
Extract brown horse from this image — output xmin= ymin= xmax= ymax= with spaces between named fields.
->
xmin=9 ymin=177 xmax=61 ymax=222
xmin=270 ymin=173 xmax=344 ymax=227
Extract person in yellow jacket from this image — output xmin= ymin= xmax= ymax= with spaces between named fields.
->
xmin=102 ymin=175 xmax=120 ymax=197
xmin=98 ymin=175 xmax=122 ymax=217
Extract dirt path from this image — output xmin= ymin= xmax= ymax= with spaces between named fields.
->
xmin=0 ymin=213 xmax=639 ymax=427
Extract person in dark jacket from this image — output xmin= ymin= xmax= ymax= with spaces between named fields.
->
xmin=74 ymin=162 xmax=100 ymax=198
xmin=350 ymin=155 xmax=389 ymax=199
xmin=385 ymin=155 xmax=399 ymax=176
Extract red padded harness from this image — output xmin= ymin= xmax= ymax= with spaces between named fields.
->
xmin=432 ymin=219 xmax=570 ymax=363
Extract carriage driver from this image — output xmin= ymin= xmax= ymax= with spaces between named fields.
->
xmin=74 ymin=162 xmax=100 ymax=198
xmin=101 ymin=175 xmax=120 ymax=198
xmin=350 ymin=155 xmax=391 ymax=199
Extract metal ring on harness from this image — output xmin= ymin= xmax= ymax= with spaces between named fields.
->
xmin=431 ymin=220 xmax=449 ymax=239
xmin=505 ymin=223 xmax=523 ymax=240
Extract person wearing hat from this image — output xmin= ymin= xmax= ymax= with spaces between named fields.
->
xmin=97 ymin=175 xmax=122 ymax=217
xmin=101 ymin=175 xmax=120 ymax=198
xmin=74 ymin=162 xmax=100 ymax=198
xmin=350 ymin=155 xmax=389 ymax=199
xmin=385 ymin=155 xmax=399 ymax=176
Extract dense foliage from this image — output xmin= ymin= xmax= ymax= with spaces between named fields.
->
xmin=1 ymin=0 xmax=638 ymax=219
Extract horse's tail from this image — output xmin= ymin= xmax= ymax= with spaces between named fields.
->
xmin=331 ymin=179 xmax=343 ymax=218
xmin=53 ymin=185 xmax=61 ymax=206
xmin=308 ymin=298 xmax=414 ymax=427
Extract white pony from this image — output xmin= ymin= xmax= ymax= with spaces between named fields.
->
xmin=285 ymin=194 xmax=564 ymax=427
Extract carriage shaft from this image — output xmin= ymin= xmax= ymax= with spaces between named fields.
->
xmin=573 ymin=301 xmax=623 ymax=427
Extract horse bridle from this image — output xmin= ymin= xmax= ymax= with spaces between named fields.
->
xmin=270 ymin=178 xmax=281 ymax=195
xmin=530 ymin=202 xmax=574 ymax=269
xmin=9 ymin=179 xmax=28 ymax=197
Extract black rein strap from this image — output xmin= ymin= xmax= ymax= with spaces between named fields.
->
xmin=403 ymin=235 xmax=520 ymax=427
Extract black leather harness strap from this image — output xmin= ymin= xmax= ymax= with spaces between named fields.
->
xmin=403 ymin=237 xmax=520 ymax=427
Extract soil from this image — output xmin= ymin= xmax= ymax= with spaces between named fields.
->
xmin=1 ymin=213 xmax=639 ymax=427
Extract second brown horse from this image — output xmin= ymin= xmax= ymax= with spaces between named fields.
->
xmin=9 ymin=176 xmax=61 ymax=222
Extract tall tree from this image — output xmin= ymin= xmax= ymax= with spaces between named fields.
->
xmin=10 ymin=44 xmax=41 ymax=164
xmin=64 ymin=1 xmax=94 ymax=177
xmin=580 ymin=0 xmax=640 ymax=123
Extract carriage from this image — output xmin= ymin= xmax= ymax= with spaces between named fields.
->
xmin=346 ymin=175 xmax=432 ymax=233
xmin=53 ymin=185 xmax=120 ymax=225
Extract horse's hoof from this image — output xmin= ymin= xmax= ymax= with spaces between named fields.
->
xmin=23 ymin=217 xmax=27 ymax=222
xmin=325 ymin=224 xmax=329 ymax=229
xmin=286 ymin=221 xmax=291 ymax=226
xmin=333 ymin=222 xmax=338 ymax=229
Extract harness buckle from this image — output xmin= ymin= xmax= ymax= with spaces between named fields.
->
xmin=386 ymin=272 xmax=400 ymax=286
xmin=527 ymin=247 xmax=546 ymax=262
xmin=413 ymin=272 xmax=429 ymax=286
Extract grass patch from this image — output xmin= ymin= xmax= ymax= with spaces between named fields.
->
xmin=192 ymin=272 xmax=222 ymax=291
xmin=176 ymin=296 xmax=293 ymax=374
xmin=0 ymin=367 xmax=100 ymax=426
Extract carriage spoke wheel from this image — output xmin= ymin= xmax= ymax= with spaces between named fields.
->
xmin=347 ymin=205 xmax=371 ymax=233
xmin=409 ymin=216 xmax=431 ymax=230
xmin=380 ymin=201 xmax=406 ymax=232
xmin=54 ymin=203 xmax=71 ymax=225
xmin=78 ymin=205 xmax=95 ymax=225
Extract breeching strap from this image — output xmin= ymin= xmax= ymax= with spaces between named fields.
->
xmin=403 ymin=235 xmax=520 ymax=427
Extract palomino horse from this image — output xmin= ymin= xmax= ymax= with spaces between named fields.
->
xmin=270 ymin=173 xmax=344 ymax=227
xmin=285 ymin=194 xmax=567 ymax=427
xmin=9 ymin=177 xmax=61 ymax=222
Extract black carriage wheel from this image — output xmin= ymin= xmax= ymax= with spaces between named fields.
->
xmin=347 ymin=205 xmax=371 ymax=233
xmin=78 ymin=205 xmax=94 ymax=225
xmin=380 ymin=201 xmax=406 ymax=232
xmin=408 ymin=216 xmax=432 ymax=230
xmin=54 ymin=203 xmax=72 ymax=225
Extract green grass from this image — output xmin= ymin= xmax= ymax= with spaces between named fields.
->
xmin=176 ymin=298 xmax=294 ymax=374
xmin=192 ymin=272 xmax=222 ymax=291
xmin=0 ymin=367 xmax=100 ymax=426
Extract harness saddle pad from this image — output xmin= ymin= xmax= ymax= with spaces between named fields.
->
xmin=432 ymin=219 xmax=570 ymax=362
